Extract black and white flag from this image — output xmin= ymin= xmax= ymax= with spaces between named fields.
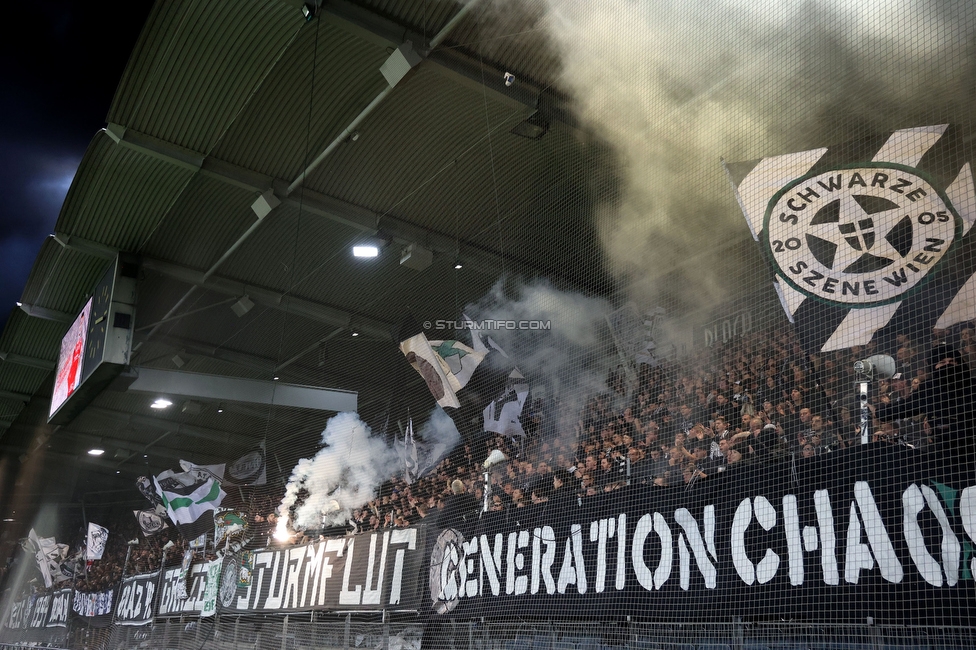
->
xmin=85 ymin=523 xmax=109 ymax=561
xmin=133 ymin=509 xmax=168 ymax=536
xmin=725 ymin=124 xmax=976 ymax=352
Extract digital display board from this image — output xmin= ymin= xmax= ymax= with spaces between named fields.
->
xmin=49 ymin=297 xmax=92 ymax=420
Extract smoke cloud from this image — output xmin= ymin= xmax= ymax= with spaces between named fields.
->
xmin=277 ymin=412 xmax=399 ymax=532
xmin=533 ymin=0 xmax=976 ymax=310
xmin=464 ymin=278 xmax=618 ymax=434
xmin=416 ymin=407 xmax=462 ymax=473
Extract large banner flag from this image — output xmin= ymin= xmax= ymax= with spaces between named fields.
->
xmin=483 ymin=368 xmax=530 ymax=439
xmin=85 ymin=523 xmax=109 ymax=561
xmin=154 ymin=465 xmax=226 ymax=541
xmin=398 ymin=316 xmax=487 ymax=410
xmin=725 ymin=124 xmax=976 ymax=352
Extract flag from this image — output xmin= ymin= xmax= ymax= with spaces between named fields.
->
xmin=153 ymin=465 xmax=226 ymax=541
xmin=85 ymin=523 xmax=109 ymax=561
xmin=464 ymin=313 xmax=508 ymax=357
xmin=427 ymin=339 xmax=486 ymax=394
xmin=133 ymin=509 xmax=169 ymax=536
xmin=214 ymin=509 xmax=250 ymax=553
xmin=223 ymin=441 xmax=267 ymax=486
xmin=179 ymin=460 xmax=225 ymax=484
xmin=26 ymin=530 xmax=67 ymax=588
xmin=483 ymin=368 xmax=530 ymax=439
xmin=725 ymin=124 xmax=976 ymax=353
xmin=397 ymin=316 xmax=464 ymax=408
xmin=397 ymin=418 xmax=420 ymax=484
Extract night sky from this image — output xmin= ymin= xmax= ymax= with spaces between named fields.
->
xmin=0 ymin=2 xmax=153 ymax=330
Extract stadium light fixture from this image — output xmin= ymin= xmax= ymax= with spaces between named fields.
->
xmin=88 ymin=448 xmax=105 ymax=456
xmin=352 ymin=245 xmax=379 ymax=258
xmin=150 ymin=398 xmax=173 ymax=410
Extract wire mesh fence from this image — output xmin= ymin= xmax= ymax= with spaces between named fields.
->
xmin=5 ymin=0 xmax=976 ymax=648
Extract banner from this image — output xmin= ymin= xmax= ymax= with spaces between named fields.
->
xmin=201 ymin=560 xmax=221 ymax=617
xmin=72 ymin=588 xmax=114 ymax=627
xmin=157 ymin=562 xmax=209 ymax=617
xmin=44 ymin=589 xmax=70 ymax=628
xmin=116 ymin=573 xmax=157 ymax=626
xmin=426 ymin=443 xmax=976 ymax=625
xmin=5 ymin=598 xmax=26 ymax=630
xmin=724 ymin=124 xmax=976 ymax=353
xmin=222 ymin=528 xmax=426 ymax=614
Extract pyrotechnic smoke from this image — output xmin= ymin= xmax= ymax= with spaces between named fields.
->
xmin=416 ymin=407 xmax=461 ymax=473
xmin=532 ymin=0 xmax=975 ymax=310
xmin=464 ymin=278 xmax=618 ymax=430
xmin=277 ymin=412 xmax=399 ymax=533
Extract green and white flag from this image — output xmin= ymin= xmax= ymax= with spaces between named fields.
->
xmin=153 ymin=464 xmax=226 ymax=541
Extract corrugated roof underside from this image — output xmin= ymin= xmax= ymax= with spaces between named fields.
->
xmin=19 ymin=239 xmax=111 ymax=315
xmin=306 ymin=65 xmax=526 ymax=232
xmin=55 ymin=133 xmax=196 ymax=252
xmin=108 ymin=0 xmax=302 ymax=154
xmin=139 ymin=174 xmax=258 ymax=270
xmin=211 ymin=22 xmax=390 ymax=181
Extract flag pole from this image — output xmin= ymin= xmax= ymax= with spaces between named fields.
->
xmin=858 ymin=380 xmax=871 ymax=445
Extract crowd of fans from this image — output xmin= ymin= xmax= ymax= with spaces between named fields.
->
xmin=341 ymin=322 xmax=976 ymax=530
xmin=15 ymin=320 xmax=976 ymax=597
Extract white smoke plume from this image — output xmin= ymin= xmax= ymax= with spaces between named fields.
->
xmin=277 ymin=412 xmax=399 ymax=533
xmin=414 ymin=407 xmax=462 ymax=475
xmin=464 ymin=278 xmax=618 ymax=429
xmin=528 ymin=0 xmax=976 ymax=310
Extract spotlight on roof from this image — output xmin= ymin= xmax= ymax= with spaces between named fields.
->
xmin=231 ymin=295 xmax=254 ymax=317
xmin=351 ymin=331 xmax=359 ymax=337
xmin=88 ymin=448 xmax=105 ymax=456
xmin=150 ymin=398 xmax=173 ymax=410
xmin=454 ymin=256 xmax=463 ymax=270
xmin=353 ymin=245 xmax=379 ymax=258
xmin=510 ymin=110 xmax=549 ymax=140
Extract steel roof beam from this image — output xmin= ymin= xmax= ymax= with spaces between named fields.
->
xmin=0 ymin=352 xmax=55 ymax=372
xmin=99 ymin=125 xmax=509 ymax=278
xmin=17 ymin=302 xmax=73 ymax=323
xmin=141 ymin=256 xmax=392 ymax=340
xmin=126 ymin=366 xmax=357 ymax=413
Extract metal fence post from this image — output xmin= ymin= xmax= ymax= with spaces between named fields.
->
xmin=281 ymin=614 xmax=289 ymax=650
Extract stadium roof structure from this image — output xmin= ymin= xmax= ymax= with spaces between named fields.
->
xmin=0 ymin=0 xmax=615 ymax=520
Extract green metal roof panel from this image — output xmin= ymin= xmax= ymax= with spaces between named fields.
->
xmin=108 ymin=0 xmax=303 ymax=155
xmin=55 ymin=132 xmax=196 ymax=252
xmin=138 ymin=174 xmax=258 ymax=270
xmin=210 ymin=21 xmax=390 ymax=182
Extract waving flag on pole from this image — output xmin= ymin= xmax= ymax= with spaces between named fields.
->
xmin=85 ymin=523 xmax=109 ymax=561
xmin=397 ymin=313 xmax=487 ymax=408
xmin=724 ymin=124 xmax=976 ymax=352
xmin=154 ymin=464 xmax=226 ymax=541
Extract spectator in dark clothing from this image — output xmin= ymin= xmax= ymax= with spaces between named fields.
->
xmin=438 ymin=480 xmax=479 ymax=533
xmin=877 ymin=344 xmax=976 ymax=442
